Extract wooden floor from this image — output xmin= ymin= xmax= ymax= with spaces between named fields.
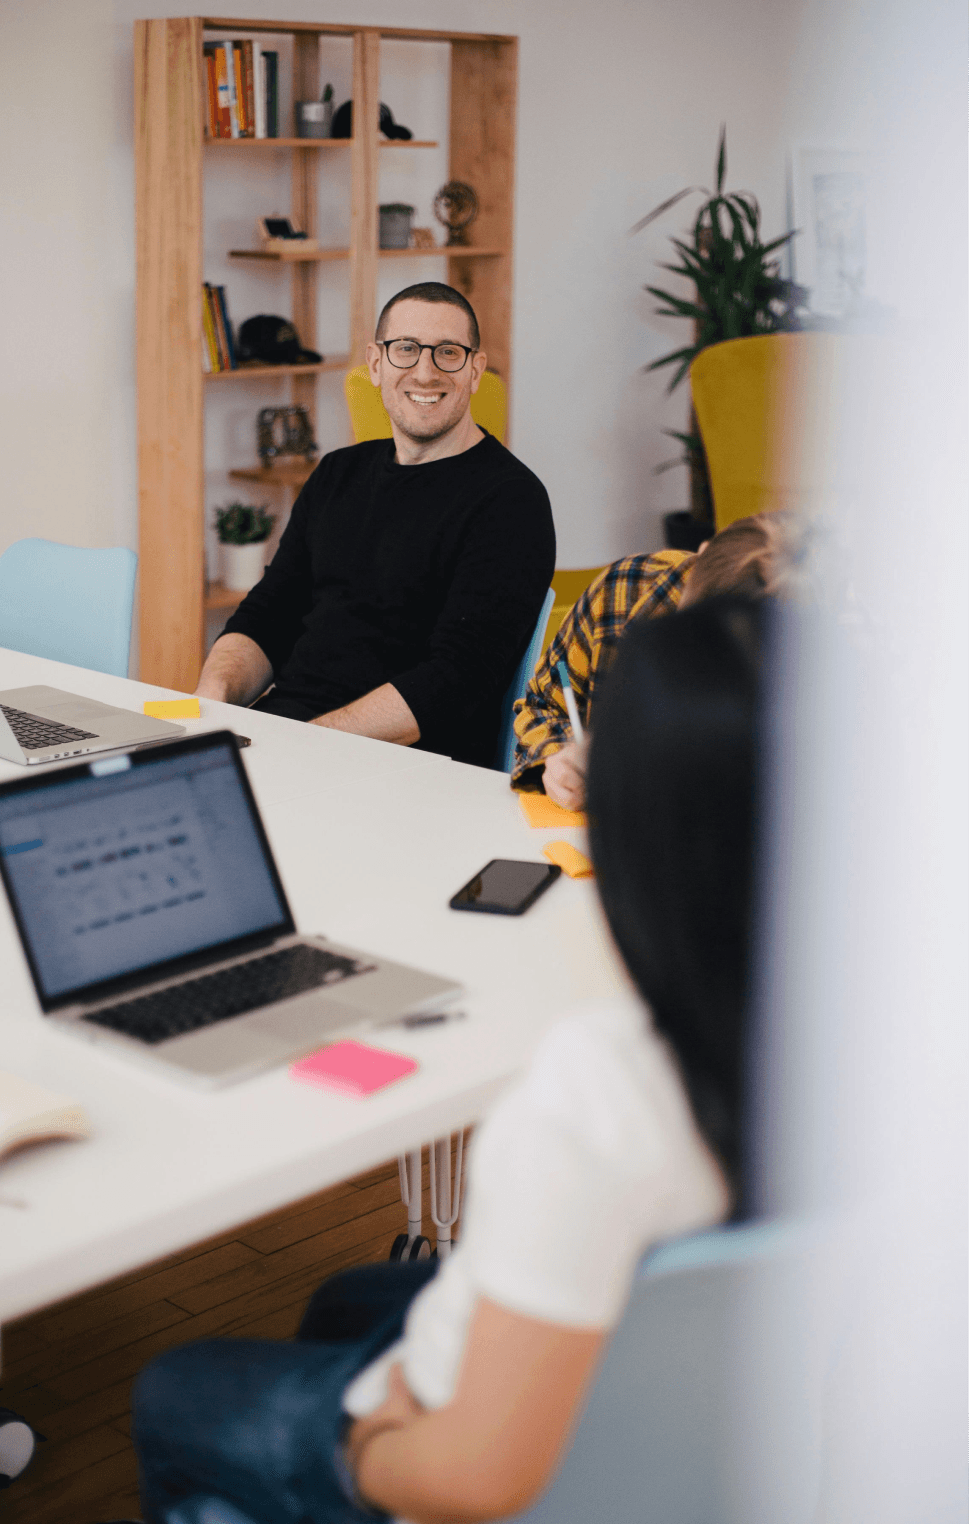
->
xmin=1 ymin=1152 xmax=457 ymax=1523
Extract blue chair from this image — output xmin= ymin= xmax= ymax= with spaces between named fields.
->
xmin=493 ymin=587 xmax=555 ymax=772
xmin=0 ymin=537 xmax=137 ymax=678
xmin=509 ymin=1219 xmax=821 ymax=1524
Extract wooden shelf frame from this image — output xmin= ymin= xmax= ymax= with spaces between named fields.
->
xmin=136 ymin=17 xmax=518 ymax=691
xmin=206 ymin=137 xmax=439 ymax=148
xmin=204 ymin=355 xmax=350 ymax=380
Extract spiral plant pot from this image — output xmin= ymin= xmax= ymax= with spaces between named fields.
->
xmin=221 ymin=541 xmax=267 ymax=592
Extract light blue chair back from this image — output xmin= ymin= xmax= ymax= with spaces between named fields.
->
xmin=0 ymin=537 xmax=137 ymax=678
xmin=493 ymin=587 xmax=555 ymax=772
xmin=509 ymin=1219 xmax=822 ymax=1524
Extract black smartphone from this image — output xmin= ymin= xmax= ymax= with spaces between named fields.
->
xmin=449 ymin=858 xmax=561 ymax=916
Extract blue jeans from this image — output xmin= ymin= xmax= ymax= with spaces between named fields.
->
xmin=132 ymin=1260 xmax=439 ymax=1524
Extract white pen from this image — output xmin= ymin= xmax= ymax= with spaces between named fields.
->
xmin=556 ymin=662 xmax=584 ymax=740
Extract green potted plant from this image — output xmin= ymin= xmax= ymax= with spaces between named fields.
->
xmin=215 ymin=502 xmax=275 ymax=592
xmin=633 ymin=129 xmax=805 ymax=543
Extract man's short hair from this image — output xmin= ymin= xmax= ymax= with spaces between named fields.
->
xmin=375 ymin=283 xmax=480 ymax=350
xmin=684 ymin=511 xmax=803 ymax=605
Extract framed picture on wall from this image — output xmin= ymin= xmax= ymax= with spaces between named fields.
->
xmin=789 ymin=146 xmax=868 ymax=320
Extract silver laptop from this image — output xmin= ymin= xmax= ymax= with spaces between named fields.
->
xmin=0 ymin=685 xmax=187 ymax=766
xmin=0 ymin=730 xmax=461 ymax=1086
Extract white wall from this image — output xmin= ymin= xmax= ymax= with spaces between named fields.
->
xmin=0 ymin=0 xmax=810 ymax=573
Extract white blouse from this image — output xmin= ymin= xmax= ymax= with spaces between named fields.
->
xmin=343 ymin=993 xmax=729 ymax=1416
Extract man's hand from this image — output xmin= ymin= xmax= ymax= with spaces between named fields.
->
xmin=195 ymin=633 xmax=273 ymax=707
xmin=542 ymin=738 xmax=590 ymax=811
xmin=311 ymin=683 xmax=420 ymax=746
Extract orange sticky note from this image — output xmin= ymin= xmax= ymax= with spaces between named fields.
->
xmin=543 ymin=840 xmax=594 ymax=878
xmin=518 ymin=793 xmax=587 ymax=830
xmin=143 ymin=698 xmax=201 ymax=720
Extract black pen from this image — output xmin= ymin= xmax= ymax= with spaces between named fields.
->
xmin=379 ymin=1009 xmax=467 ymax=1030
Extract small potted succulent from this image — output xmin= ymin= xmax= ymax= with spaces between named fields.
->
xmin=215 ymin=503 xmax=275 ymax=591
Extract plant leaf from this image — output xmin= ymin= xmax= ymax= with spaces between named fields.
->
xmin=629 ymin=186 xmax=703 ymax=237
xmin=716 ymin=125 xmax=727 ymax=193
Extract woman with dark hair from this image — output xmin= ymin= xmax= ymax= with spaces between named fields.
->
xmin=128 ymin=598 xmax=764 ymax=1524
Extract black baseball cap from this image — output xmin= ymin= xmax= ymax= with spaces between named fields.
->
xmin=236 ymin=316 xmax=322 ymax=366
xmin=331 ymin=101 xmax=413 ymax=140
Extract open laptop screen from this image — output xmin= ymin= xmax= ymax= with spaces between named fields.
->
xmin=0 ymin=733 xmax=292 ymax=1007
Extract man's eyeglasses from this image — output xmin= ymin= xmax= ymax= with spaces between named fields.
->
xmin=379 ymin=339 xmax=476 ymax=373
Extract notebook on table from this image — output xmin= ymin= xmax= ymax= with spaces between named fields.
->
xmin=0 ymin=685 xmax=186 ymax=766
xmin=0 ymin=730 xmax=461 ymax=1087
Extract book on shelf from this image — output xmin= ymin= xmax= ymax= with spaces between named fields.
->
xmin=0 ymin=1070 xmax=90 ymax=1162
xmin=203 ymin=48 xmax=218 ymax=140
xmin=252 ymin=41 xmax=265 ymax=139
xmin=231 ymin=41 xmax=246 ymax=136
xmin=204 ymin=39 xmax=278 ymax=139
xmin=202 ymin=283 xmax=237 ymax=371
xmin=264 ymin=51 xmax=278 ymax=138
xmin=216 ymin=286 xmax=237 ymax=368
xmin=202 ymin=284 xmax=220 ymax=371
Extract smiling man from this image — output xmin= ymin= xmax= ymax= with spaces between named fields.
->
xmin=197 ymin=284 xmax=555 ymax=765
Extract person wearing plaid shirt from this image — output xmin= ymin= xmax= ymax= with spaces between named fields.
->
xmin=512 ymin=512 xmax=799 ymax=805
xmin=511 ymin=549 xmax=695 ymax=793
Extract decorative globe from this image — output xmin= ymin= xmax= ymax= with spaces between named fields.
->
xmin=433 ymin=181 xmax=478 ymax=247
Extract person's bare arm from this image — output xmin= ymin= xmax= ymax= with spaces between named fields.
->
xmin=195 ymin=633 xmax=273 ymax=707
xmin=348 ymin=1299 xmax=605 ymax=1523
xmin=542 ymin=737 xmax=590 ymax=811
xmin=310 ymin=683 xmax=420 ymax=746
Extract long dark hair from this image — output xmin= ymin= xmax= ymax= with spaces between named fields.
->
xmin=586 ymin=597 xmax=764 ymax=1189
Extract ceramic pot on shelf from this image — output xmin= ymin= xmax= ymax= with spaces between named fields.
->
xmin=220 ymin=541 xmax=267 ymax=592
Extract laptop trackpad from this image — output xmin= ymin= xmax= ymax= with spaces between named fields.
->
xmin=249 ymin=994 xmax=361 ymax=1045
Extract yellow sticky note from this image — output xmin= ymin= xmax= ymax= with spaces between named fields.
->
xmin=143 ymin=698 xmax=201 ymax=720
xmin=518 ymin=793 xmax=587 ymax=830
xmin=543 ymin=840 xmax=594 ymax=878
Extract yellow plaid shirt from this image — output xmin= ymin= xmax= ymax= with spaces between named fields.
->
xmin=511 ymin=549 xmax=695 ymax=789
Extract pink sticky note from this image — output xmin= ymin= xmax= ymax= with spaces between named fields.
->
xmin=290 ymin=1040 xmax=418 ymax=1098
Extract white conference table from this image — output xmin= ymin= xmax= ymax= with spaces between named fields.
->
xmin=0 ymin=650 xmax=627 ymax=1325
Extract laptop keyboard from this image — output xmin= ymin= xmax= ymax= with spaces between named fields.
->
xmin=83 ymin=944 xmax=376 ymax=1045
xmin=1 ymin=704 xmax=98 ymax=750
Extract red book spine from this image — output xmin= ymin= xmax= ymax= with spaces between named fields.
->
xmin=243 ymin=42 xmax=255 ymax=139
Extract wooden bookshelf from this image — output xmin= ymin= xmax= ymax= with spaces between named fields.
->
xmin=228 ymin=246 xmax=350 ymax=262
xmin=204 ymin=355 xmax=350 ymax=381
xmin=136 ymin=18 xmax=518 ymax=692
xmin=206 ymin=137 xmax=439 ymax=149
xmin=379 ymin=246 xmax=505 ymax=259
xmin=229 ymin=461 xmax=318 ymax=487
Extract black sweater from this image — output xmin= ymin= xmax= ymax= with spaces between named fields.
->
xmin=223 ymin=432 xmax=556 ymax=766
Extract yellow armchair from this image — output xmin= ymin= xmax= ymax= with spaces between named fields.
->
xmin=690 ymin=333 xmax=844 ymax=531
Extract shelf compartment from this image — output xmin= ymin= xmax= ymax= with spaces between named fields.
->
xmin=205 ymin=137 xmax=439 ymax=149
xmin=204 ymin=356 xmax=350 ymax=380
xmin=379 ymin=246 xmax=506 ymax=258
xmin=229 ymin=461 xmax=318 ymax=488
xmin=228 ymin=246 xmax=350 ymax=262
